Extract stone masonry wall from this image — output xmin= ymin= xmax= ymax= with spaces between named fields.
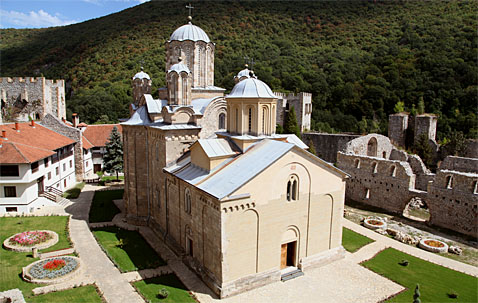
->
xmin=302 ymin=132 xmax=359 ymax=163
xmin=40 ymin=114 xmax=83 ymax=180
xmin=440 ymin=156 xmax=478 ymax=174
xmin=344 ymin=134 xmax=394 ymax=159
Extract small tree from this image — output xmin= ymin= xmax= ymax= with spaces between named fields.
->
xmin=394 ymin=101 xmax=405 ymax=113
xmin=417 ymin=96 xmax=425 ymax=114
xmin=441 ymin=131 xmax=467 ymax=158
xmin=413 ymin=133 xmax=433 ymax=169
xmin=284 ymin=106 xmax=301 ymax=138
xmin=308 ymin=139 xmax=317 ymax=156
xmin=413 ymin=284 xmax=421 ymax=303
xmin=103 ymin=126 xmax=123 ymax=180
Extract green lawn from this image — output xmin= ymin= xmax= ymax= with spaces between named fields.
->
xmin=0 ymin=216 xmax=72 ymax=298
xmin=134 ymin=274 xmax=195 ymax=303
xmin=63 ymin=182 xmax=85 ymax=199
xmin=88 ymin=189 xmax=123 ymax=223
xmin=361 ymin=248 xmax=478 ymax=302
xmin=342 ymin=227 xmax=374 ymax=253
xmin=29 ymin=285 xmax=103 ymax=303
xmin=92 ymin=226 xmax=166 ymax=272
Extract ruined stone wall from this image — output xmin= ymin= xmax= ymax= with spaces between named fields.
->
xmin=388 ymin=113 xmax=408 ymax=148
xmin=464 ymin=140 xmax=478 ymax=159
xmin=0 ymin=77 xmax=65 ymax=122
xmin=40 ymin=114 xmax=83 ymax=180
xmin=414 ymin=114 xmax=438 ymax=143
xmin=440 ymin=156 xmax=478 ymax=174
xmin=302 ymin=132 xmax=359 ymax=163
xmin=407 ymin=154 xmax=434 ymax=191
xmin=337 ymin=152 xmax=415 ymax=214
xmin=428 ymin=170 xmax=478 ymax=238
xmin=274 ymin=92 xmax=312 ymax=132
xmin=344 ymin=134 xmax=394 ymax=159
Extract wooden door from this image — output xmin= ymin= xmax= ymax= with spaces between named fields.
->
xmin=280 ymin=244 xmax=287 ymax=269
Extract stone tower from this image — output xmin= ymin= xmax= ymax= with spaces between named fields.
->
xmin=132 ymin=68 xmax=152 ymax=107
xmin=414 ymin=114 xmax=438 ymax=143
xmin=388 ymin=113 xmax=409 ymax=148
xmin=165 ymin=18 xmax=215 ymax=89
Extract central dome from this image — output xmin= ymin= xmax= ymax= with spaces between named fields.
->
xmin=169 ymin=22 xmax=210 ymax=43
xmin=227 ymin=78 xmax=277 ymax=99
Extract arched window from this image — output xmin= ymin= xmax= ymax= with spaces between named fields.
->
xmin=286 ymin=175 xmax=299 ymax=202
xmin=354 ymin=159 xmax=361 ymax=169
xmin=382 ymin=151 xmax=387 ymax=158
xmin=182 ymin=75 xmax=188 ymax=105
xmin=218 ymin=113 xmax=225 ymax=129
xmin=367 ymin=137 xmax=378 ymax=157
xmin=473 ymin=181 xmax=478 ymax=194
xmin=446 ymin=176 xmax=453 ymax=189
xmin=184 ymin=189 xmax=192 ymax=214
xmin=248 ymin=107 xmax=253 ymax=133
xmin=262 ymin=106 xmax=269 ymax=135
xmin=372 ymin=162 xmax=378 ymax=174
xmin=390 ymin=165 xmax=396 ymax=177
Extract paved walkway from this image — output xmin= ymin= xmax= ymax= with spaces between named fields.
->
xmin=64 ymin=185 xmax=144 ymax=303
xmin=343 ymin=219 xmax=478 ymax=277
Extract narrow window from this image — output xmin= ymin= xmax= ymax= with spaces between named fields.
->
xmin=390 ymin=165 xmax=396 ymax=177
xmin=31 ymin=161 xmax=39 ymax=173
xmin=262 ymin=109 xmax=265 ymax=134
xmin=365 ymin=188 xmax=370 ymax=199
xmin=446 ymin=176 xmax=453 ymax=189
xmin=235 ymin=108 xmax=239 ymax=132
xmin=70 ymin=160 xmax=73 ymax=168
xmin=248 ymin=108 xmax=252 ymax=133
xmin=382 ymin=151 xmax=387 ymax=158
xmin=473 ymin=181 xmax=478 ymax=194
xmin=48 ymin=172 xmax=52 ymax=180
xmin=354 ymin=159 xmax=360 ymax=169
xmin=185 ymin=189 xmax=191 ymax=214
xmin=63 ymin=163 xmax=66 ymax=171
xmin=372 ymin=162 xmax=378 ymax=174
xmin=44 ymin=158 xmax=49 ymax=167
xmin=219 ymin=113 xmax=225 ymax=129
xmin=292 ymin=180 xmax=298 ymax=200
xmin=287 ymin=181 xmax=291 ymax=201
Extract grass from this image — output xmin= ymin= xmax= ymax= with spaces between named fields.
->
xmin=63 ymin=182 xmax=85 ymax=199
xmin=361 ymin=248 xmax=478 ymax=302
xmin=342 ymin=227 xmax=374 ymax=253
xmin=134 ymin=274 xmax=195 ymax=303
xmin=88 ymin=189 xmax=123 ymax=223
xmin=98 ymin=175 xmax=124 ymax=186
xmin=29 ymin=285 xmax=103 ymax=303
xmin=92 ymin=226 xmax=166 ymax=272
xmin=0 ymin=216 xmax=72 ymax=298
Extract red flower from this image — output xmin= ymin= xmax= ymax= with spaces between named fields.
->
xmin=43 ymin=259 xmax=66 ymax=271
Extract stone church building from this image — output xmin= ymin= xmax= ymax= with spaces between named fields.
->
xmin=122 ymin=19 xmax=348 ymax=298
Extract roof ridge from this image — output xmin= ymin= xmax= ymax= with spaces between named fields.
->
xmin=10 ymin=142 xmax=30 ymax=163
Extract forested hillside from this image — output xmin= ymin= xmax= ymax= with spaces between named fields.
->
xmin=1 ymin=1 xmax=476 ymax=140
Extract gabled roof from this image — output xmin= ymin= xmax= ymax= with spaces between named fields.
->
xmin=82 ymin=136 xmax=94 ymax=150
xmin=82 ymin=124 xmax=122 ymax=147
xmin=121 ymin=106 xmax=151 ymax=126
xmin=0 ymin=122 xmax=73 ymax=164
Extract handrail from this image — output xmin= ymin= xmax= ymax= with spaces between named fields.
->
xmin=45 ymin=186 xmax=63 ymax=196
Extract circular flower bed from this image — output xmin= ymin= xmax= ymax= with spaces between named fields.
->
xmin=3 ymin=230 xmax=58 ymax=252
xmin=23 ymin=256 xmax=81 ymax=284
xmin=419 ymin=238 xmax=448 ymax=253
xmin=363 ymin=218 xmax=387 ymax=230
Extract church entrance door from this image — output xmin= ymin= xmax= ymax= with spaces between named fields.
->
xmin=280 ymin=241 xmax=297 ymax=269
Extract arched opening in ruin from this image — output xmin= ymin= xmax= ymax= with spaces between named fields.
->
xmin=367 ymin=137 xmax=378 ymax=157
xmin=403 ymin=197 xmax=430 ymax=222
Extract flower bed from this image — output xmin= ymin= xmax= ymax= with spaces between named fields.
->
xmin=419 ymin=238 xmax=448 ymax=253
xmin=3 ymin=230 xmax=58 ymax=252
xmin=23 ymin=256 xmax=82 ymax=284
xmin=363 ymin=218 xmax=387 ymax=230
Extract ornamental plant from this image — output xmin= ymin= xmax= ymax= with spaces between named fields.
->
xmin=43 ymin=259 xmax=66 ymax=271
xmin=9 ymin=231 xmax=52 ymax=247
xmin=158 ymin=288 xmax=169 ymax=299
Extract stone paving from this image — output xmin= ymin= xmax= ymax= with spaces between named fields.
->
xmin=26 ymin=183 xmax=477 ymax=303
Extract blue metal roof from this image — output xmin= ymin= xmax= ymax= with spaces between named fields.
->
xmin=197 ymin=139 xmax=293 ymax=199
xmin=145 ymin=95 xmax=167 ymax=114
xmin=168 ymin=62 xmax=191 ymax=74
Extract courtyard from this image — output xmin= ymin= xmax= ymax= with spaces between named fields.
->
xmin=1 ymin=184 xmax=477 ymax=303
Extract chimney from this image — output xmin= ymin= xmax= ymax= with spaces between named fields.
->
xmin=31 ymin=120 xmax=35 ymax=128
xmin=62 ymin=117 xmax=66 ymax=124
xmin=15 ymin=122 xmax=19 ymax=132
xmin=2 ymin=130 xmax=6 ymax=139
xmin=72 ymin=113 xmax=79 ymax=128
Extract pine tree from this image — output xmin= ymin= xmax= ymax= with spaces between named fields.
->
xmin=413 ymin=133 xmax=433 ymax=169
xmin=103 ymin=126 xmax=123 ymax=180
xmin=417 ymin=97 xmax=425 ymax=114
xmin=308 ymin=139 xmax=317 ymax=156
xmin=284 ymin=106 xmax=301 ymax=138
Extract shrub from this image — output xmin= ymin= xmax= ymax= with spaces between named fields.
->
xmin=158 ymin=288 xmax=169 ymax=299
xmin=399 ymin=259 xmax=409 ymax=266
xmin=447 ymin=291 xmax=458 ymax=299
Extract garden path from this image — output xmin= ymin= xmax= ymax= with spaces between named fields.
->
xmin=343 ymin=219 xmax=478 ymax=277
xmin=65 ymin=184 xmax=144 ymax=303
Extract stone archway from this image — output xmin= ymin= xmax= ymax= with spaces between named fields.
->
xmin=403 ymin=197 xmax=430 ymax=222
xmin=367 ymin=137 xmax=378 ymax=157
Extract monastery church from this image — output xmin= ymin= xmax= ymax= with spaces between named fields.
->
xmin=123 ymin=17 xmax=348 ymax=298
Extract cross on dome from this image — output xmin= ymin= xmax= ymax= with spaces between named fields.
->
xmin=186 ymin=3 xmax=194 ymax=19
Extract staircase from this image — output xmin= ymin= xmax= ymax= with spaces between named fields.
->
xmin=40 ymin=186 xmax=64 ymax=203
xmin=281 ymin=267 xmax=304 ymax=282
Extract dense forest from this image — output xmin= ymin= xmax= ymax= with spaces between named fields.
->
xmin=1 ymin=1 xmax=477 ymax=141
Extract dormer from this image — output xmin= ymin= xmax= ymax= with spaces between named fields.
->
xmin=190 ymin=139 xmax=236 ymax=172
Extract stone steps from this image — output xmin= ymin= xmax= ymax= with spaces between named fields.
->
xmin=281 ymin=268 xmax=304 ymax=282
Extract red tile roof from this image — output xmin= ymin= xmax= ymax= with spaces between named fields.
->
xmin=0 ymin=122 xmax=74 ymax=164
xmin=82 ymin=136 xmax=94 ymax=150
xmin=82 ymin=124 xmax=122 ymax=147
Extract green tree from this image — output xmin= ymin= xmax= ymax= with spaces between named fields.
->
xmin=358 ymin=116 xmax=368 ymax=134
xmin=394 ymin=101 xmax=405 ymax=113
xmin=284 ymin=106 xmax=301 ymax=138
xmin=413 ymin=134 xmax=433 ymax=169
xmin=417 ymin=96 xmax=425 ymax=114
xmin=276 ymin=124 xmax=284 ymax=134
xmin=308 ymin=139 xmax=317 ymax=156
xmin=103 ymin=126 xmax=123 ymax=180
xmin=441 ymin=131 xmax=467 ymax=158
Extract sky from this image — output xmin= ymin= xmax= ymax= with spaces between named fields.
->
xmin=0 ymin=0 xmax=149 ymax=29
